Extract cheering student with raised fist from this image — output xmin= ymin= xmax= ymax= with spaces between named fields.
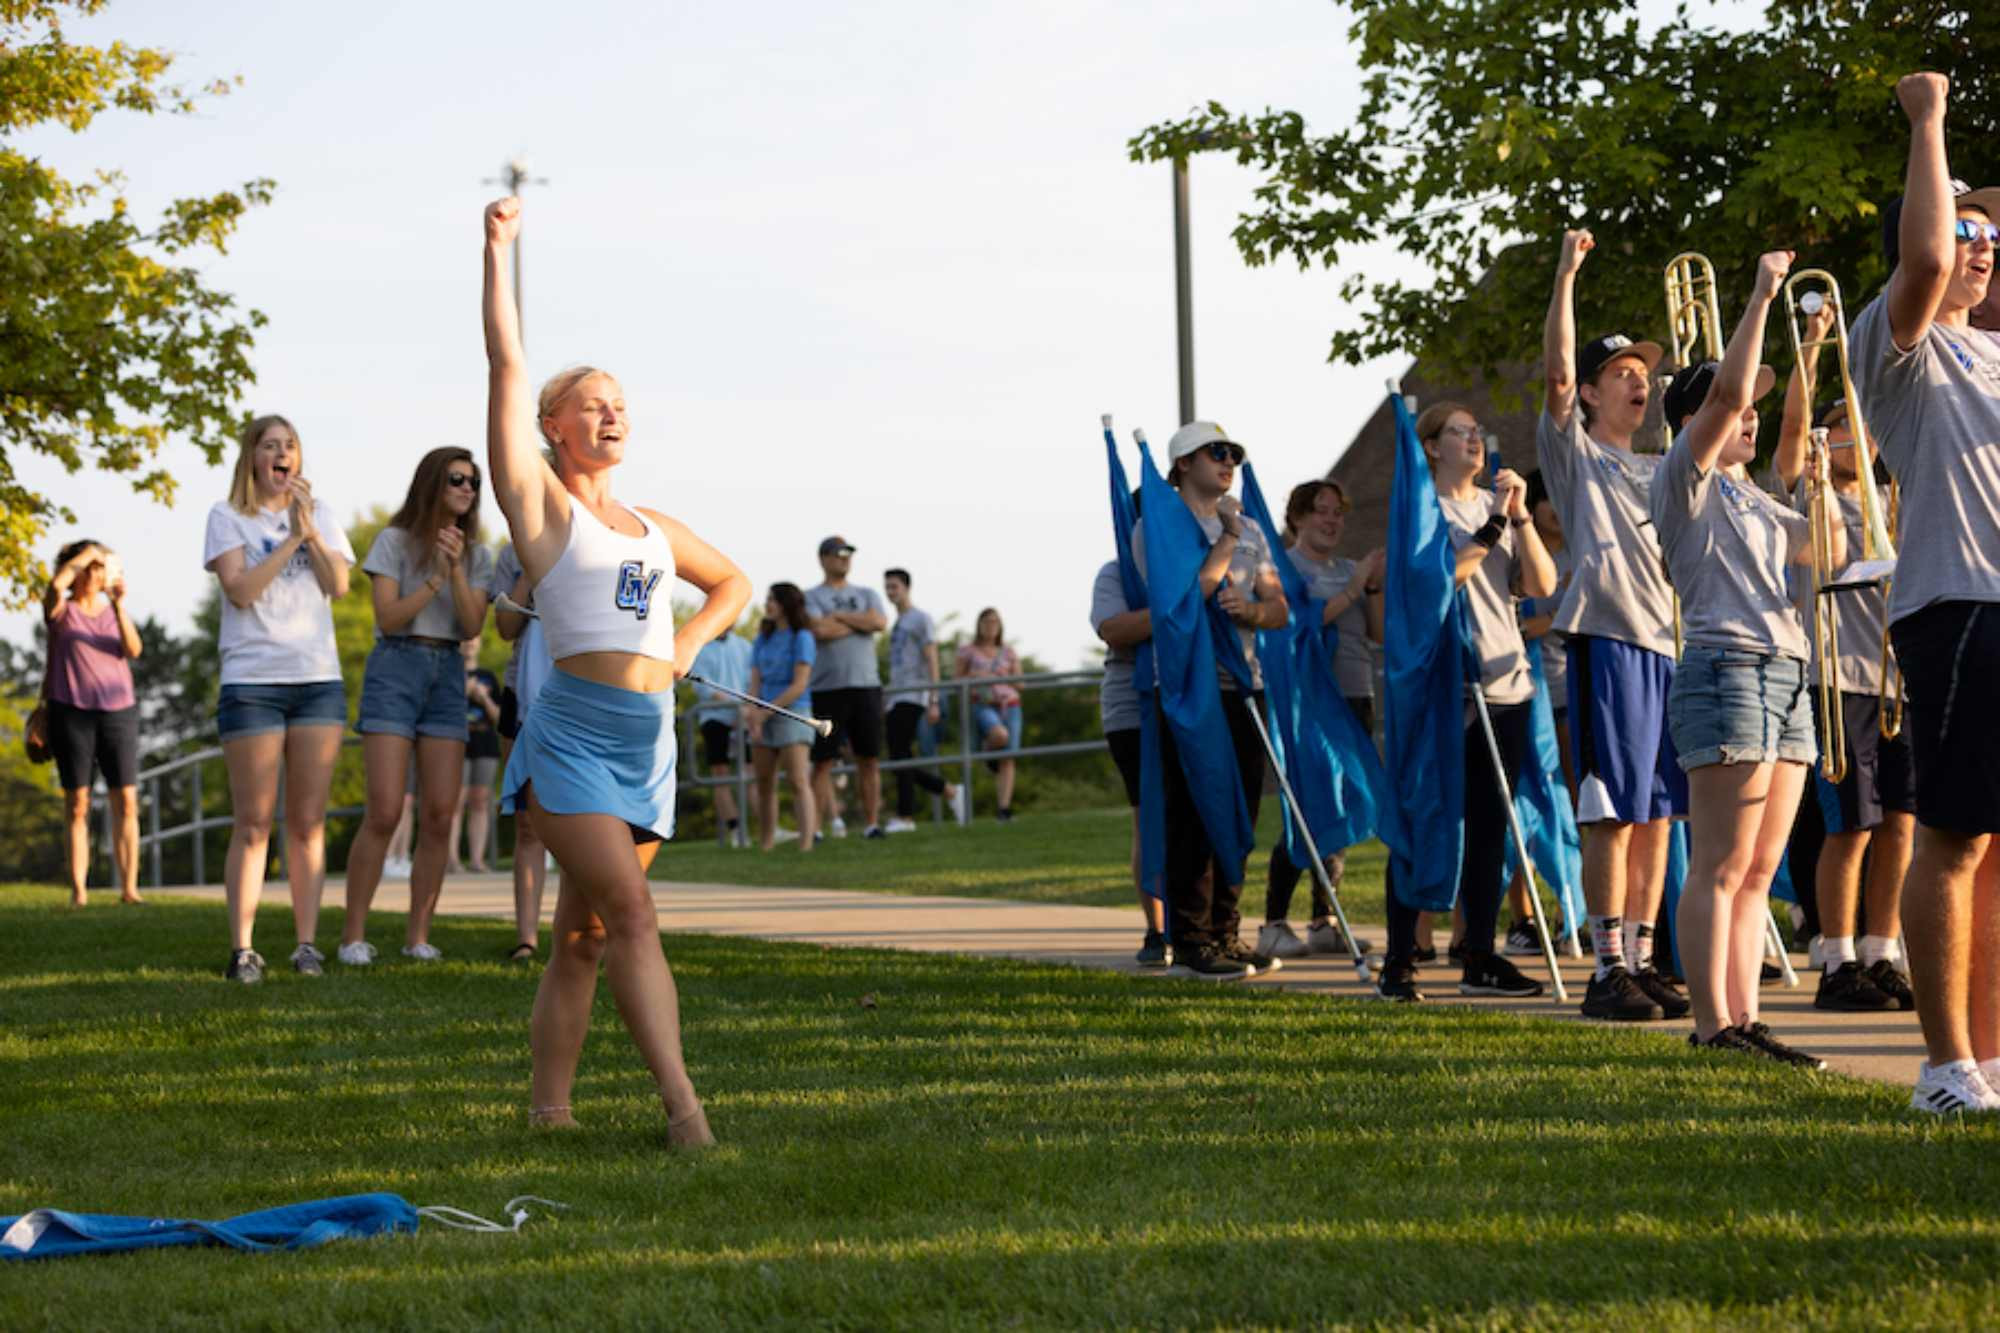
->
xmin=1652 ymin=250 xmax=1840 ymax=1071
xmin=1851 ymin=72 xmax=2000 ymax=1114
xmin=482 ymin=194 xmax=751 ymax=1147
xmin=1535 ymin=227 xmax=1690 ymax=1024
xmin=338 ymin=446 xmax=494 ymax=967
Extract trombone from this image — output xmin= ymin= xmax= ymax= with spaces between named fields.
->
xmin=1804 ymin=427 xmax=1848 ymax=784
xmin=1662 ymin=252 xmax=1724 ymax=451
xmin=1782 ymin=268 xmax=1905 ymax=743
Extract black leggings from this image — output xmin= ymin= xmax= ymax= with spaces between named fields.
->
xmin=1386 ymin=701 xmax=1531 ymax=964
xmin=1156 ymin=689 xmax=1265 ymax=951
xmin=1264 ymin=697 xmax=1373 ymax=922
xmin=885 ymin=702 xmax=947 ymax=817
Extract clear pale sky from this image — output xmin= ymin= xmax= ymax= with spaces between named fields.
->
xmin=12 ymin=1 xmax=1440 ymax=664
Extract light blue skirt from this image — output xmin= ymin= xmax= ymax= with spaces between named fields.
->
xmin=500 ymin=668 xmax=677 ymax=841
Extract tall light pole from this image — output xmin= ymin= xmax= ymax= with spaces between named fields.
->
xmin=1172 ymin=157 xmax=1195 ymax=426
xmin=483 ymin=155 xmax=548 ymax=341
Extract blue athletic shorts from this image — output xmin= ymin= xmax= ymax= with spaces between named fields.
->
xmin=1567 ymin=634 xmax=1688 ymax=824
xmin=216 ymin=680 xmax=347 ymax=741
xmin=500 ymin=667 xmax=677 ymax=843
xmin=1667 ymin=645 xmax=1815 ymax=772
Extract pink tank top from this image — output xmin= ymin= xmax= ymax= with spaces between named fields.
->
xmin=48 ymin=600 xmax=135 ymax=711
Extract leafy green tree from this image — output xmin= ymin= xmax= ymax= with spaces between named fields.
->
xmin=1131 ymin=1 xmax=1995 ymax=386
xmin=1 ymin=0 xmax=271 ymax=607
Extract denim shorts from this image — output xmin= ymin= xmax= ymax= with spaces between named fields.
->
xmin=1666 ymin=645 xmax=1815 ymax=771
xmin=753 ymin=714 xmax=817 ymax=750
xmin=217 ymin=680 xmax=348 ymax=741
xmin=357 ymin=638 xmax=469 ymax=742
xmin=973 ymin=703 xmax=1023 ymax=750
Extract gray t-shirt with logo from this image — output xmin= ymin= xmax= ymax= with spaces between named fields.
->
xmin=1650 ymin=431 xmax=1810 ymax=660
xmin=1521 ymin=545 xmax=1572 ymax=705
xmin=1438 ymin=495 xmax=1535 ymax=705
xmin=1285 ymin=546 xmax=1375 ymax=701
xmin=1534 ymin=409 xmax=1677 ymax=656
xmin=1132 ymin=505 xmax=1275 ymax=692
xmin=886 ymin=606 xmax=938 ymax=708
xmin=1090 ymin=560 xmax=1143 ymax=733
xmin=804 ymin=582 xmax=887 ymax=691
xmin=1785 ymin=479 xmax=1890 ymax=695
xmin=1850 ymin=296 xmax=2000 ymax=623
xmin=363 ymin=525 xmax=495 ymax=641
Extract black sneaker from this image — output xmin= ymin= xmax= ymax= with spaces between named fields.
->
xmin=1375 ymin=959 xmax=1424 ymax=1002
xmin=1411 ymin=945 xmax=1438 ymax=966
xmin=862 ymin=825 xmax=888 ymax=841
xmin=1760 ymin=962 xmax=1785 ymax=984
xmin=996 ymin=809 xmax=1015 ymax=824
xmin=1219 ymin=935 xmax=1277 ymax=975
xmin=1815 ymin=960 xmax=1895 ymax=1012
xmin=1738 ymin=1022 xmax=1828 ymax=1070
xmin=1459 ymin=952 xmax=1546 ymax=998
xmin=1581 ymin=965 xmax=1664 ymax=1022
xmin=1502 ymin=919 xmax=1542 ymax=957
xmin=1633 ymin=967 xmax=1692 ymax=1019
xmin=1866 ymin=959 xmax=1916 ymax=1012
xmin=226 ymin=948 xmax=265 ymax=985
xmin=1688 ymin=1026 xmax=1760 ymax=1056
xmin=1445 ymin=940 xmax=1466 ymax=964
xmin=1164 ymin=944 xmax=1248 ymax=981
xmin=1135 ymin=932 xmax=1172 ymax=968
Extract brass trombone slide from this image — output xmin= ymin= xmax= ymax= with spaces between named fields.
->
xmin=1661 ymin=252 xmax=1725 ymax=452
xmin=1781 ymin=269 xmax=1896 ymax=570
xmin=1804 ymin=427 xmax=1848 ymax=785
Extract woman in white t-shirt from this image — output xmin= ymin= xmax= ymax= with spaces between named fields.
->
xmin=203 ymin=414 xmax=356 ymax=984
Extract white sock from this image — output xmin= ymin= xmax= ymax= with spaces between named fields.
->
xmin=1859 ymin=934 xmax=1896 ymax=968
xmin=1823 ymin=935 xmax=1856 ymax=974
xmin=1621 ymin=921 xmax=1643 ymax=971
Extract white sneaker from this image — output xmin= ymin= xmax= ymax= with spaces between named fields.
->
xmin=731 ymin=826 xmax=750 ymax=849
xmin=401 ymin=942 xmax=443 ymax=962
xmin=385 ymin=856 xmax=412 ymax=879
xmin=1911 ymin=1061 xmax=2000 ymax=1115
xmin=884 ymin=818 xmax=917 ymax=833
xmin=772 ymin=828 xmax=799 ymax=844
xmin=1806 ymin=934 xmax=1826 ymax=969
xmin=949 ymin=786 xmax=970 ymax=827
xmin=337 ymin=940 xmax=378 ymax=967
xmin=1256 ymin=922 xmax=1311 ymax=960
xmin=829 ymin=818 xmax=848 ymax=838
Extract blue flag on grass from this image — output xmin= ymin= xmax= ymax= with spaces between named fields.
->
xmin=2 ymin=1194 xmax=419 ymax=1260
xmin=1138 ymin=444 xmax=1254 ymax=882
xmin=1104 ymin=420 xmax=1167 ymax=901
xmin=1499 ymin=637 xmax=1586 ymax=934
xmin=1239 ymin=462 xmax=1386 ymax=862
xmin=1381 ymin=391 xmax=1472 ymax=911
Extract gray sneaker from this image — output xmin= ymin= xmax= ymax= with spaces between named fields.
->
xmin=290 ymin=942 xmax=325 ymax=977
xmin=1307 ymin=919 xmax=1373 ymax=957
xmin=1256 ymin=921 xmax=1311 ymax=959
xmin=226 ymin=948 xmax=265 ymax=985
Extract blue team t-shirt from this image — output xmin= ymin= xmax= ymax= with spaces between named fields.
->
xmin=752 ymin=627 xmax=817 ymax=715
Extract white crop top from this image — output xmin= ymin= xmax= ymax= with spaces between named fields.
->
xmin=535 ymin=500 xmax=678 ymax=662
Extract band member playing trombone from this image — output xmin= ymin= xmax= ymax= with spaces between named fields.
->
xmin=1537 ymin=230 xmax=1689 ymax=1022
xmin=1852 ymin=72 xmax=2000 ymax=1114
xmin=1653 ymin=250 xmax=1839 ymax=1069
xmin=1772 ymin=310 xmax=1915 ymax=1014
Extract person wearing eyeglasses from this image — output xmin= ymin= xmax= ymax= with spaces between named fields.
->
xmin=339 ymin=446 xmax=494 ymax=967
xmin=1850 ymin=73 xmax=2000 ymax=1114
xmin=1536 ymin=229 xmax=1690 ymax=1024
xmin=1257 ymin=478 xmax=1383 ymax=963
xmin=1135 ymin=422 xmax=1290 ymax=980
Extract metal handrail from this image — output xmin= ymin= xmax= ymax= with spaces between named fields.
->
xmin=129 ymin=667 xmax=1112 ymax=880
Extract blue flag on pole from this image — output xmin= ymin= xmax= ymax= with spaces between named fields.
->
xmin=1500 ymin=637 xmax=1586 ymax=934
xmin=1 ymin=1194 xmax=420 ymax=1260
xmin=1104 ymin=419 xmax=1167 ymax=901
xmin=1138 ymin=444 xmax=1254 ymax=882
xmin=1239 ymin=463 xmax=1386 ymax=861
xmin=1381 ymin=391 xmax=1471 ymax=911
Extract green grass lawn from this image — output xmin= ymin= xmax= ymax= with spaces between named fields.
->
xmin=654 ymin=804 xmax=1394 ymax=924
xmin=5 ymin=885 xmax=1999 ymax=1328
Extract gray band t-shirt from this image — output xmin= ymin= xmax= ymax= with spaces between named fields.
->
xmin=886 ymin=606 xmax=937 ymax=707
xmin=1534 ymin=408 xmax=1677 ymax=655
xmin=1850 ymin=295 xmax=2000 ymax=622
xmin=1650 ymin=431 xmax=1809 ymax=660
xmin=804 ymin=582 xmax=887 ymax=691
xmin=1090 ymin=560 xmax=1143 ymax=733
xmin=1437 ymin=495 xmax=1535 ymax=705
xmin=1285 ymin=546 xmax=1376 ymax=701
xmin=363 ymin=525 xmax=495 ymax=641
xmin=1786 ymin=479 xmax=1890 ymax=694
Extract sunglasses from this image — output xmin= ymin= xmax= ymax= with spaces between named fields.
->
xmin=445 ymin=471 xmax=481 ymax=490
xmin=1955 ymin=219 xmax=2000 ymax=245
xmin=1203 ymin=441 xmax=1246 ymax=466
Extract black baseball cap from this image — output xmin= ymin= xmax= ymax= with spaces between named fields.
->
xmin=1881 ymin=179 xmax=2000 ymax=268
xmin=817 ymin=536 xmax=855 ymax=557
xmin=1813 ymin=397 xmax=1850 ymax=431
xmin=1662 ymin=360 xmax=1777 ymax=431
xmin=1577 ymin=333 xmax=1663 ymax=384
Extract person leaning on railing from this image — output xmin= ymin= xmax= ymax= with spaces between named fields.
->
xmin=202 ymin=414 xmax=355 ymax=982
xmin=955 ymin=609 xmax=1023 ymax=823
xmin=41 ymin=538 xmax=144 ymax=909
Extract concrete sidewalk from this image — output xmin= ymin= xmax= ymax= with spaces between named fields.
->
xmin=162 ymin=872 xmax=1927 ymax=1089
